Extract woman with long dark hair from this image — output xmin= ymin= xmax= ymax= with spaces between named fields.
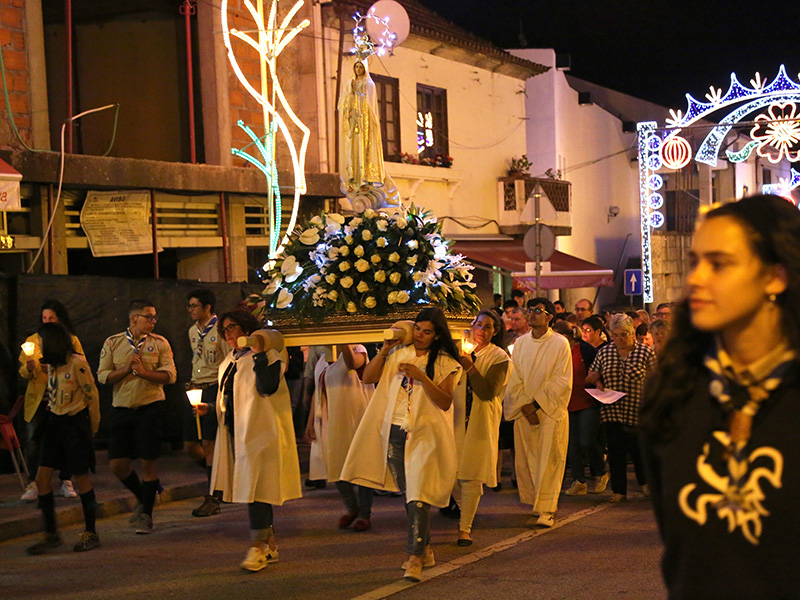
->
xmin=196 ymin=309 xmax=302 ymax=572
xmin=341 ymin=307 xmax=462 ymax=581
xmin=451 ymin=309 xmax=510 ymax=545
xmin=18 ymin=300 xmax=84 ymax=501
xmin=26 ymin=323 xmax=100 ymax=555
xmin=641 ymin=195 xmax=800 ymax=598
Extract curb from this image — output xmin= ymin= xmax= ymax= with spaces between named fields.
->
xmin=0 ymin=481 xmax=206 ymax=543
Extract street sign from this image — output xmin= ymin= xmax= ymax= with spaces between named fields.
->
xmin=624 ymin=269 xmax=643 ymax=296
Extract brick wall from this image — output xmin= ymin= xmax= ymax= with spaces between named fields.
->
xmin=223 ymin=0 xmax=318 ymax=176
xmin=0 ymin=2 xmax=32 ymax=149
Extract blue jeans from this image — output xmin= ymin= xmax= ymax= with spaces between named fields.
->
xmin=387 ymin=425 xmax=431 ymax=556
xmin=567 ymin=405 xmax=606 ymax=483
xmin=335 ymin=481 xmax=373 ymax=519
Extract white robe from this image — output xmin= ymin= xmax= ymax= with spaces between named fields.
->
xmin=309 ymin=346 xmax=373 ymax=482
xmin=505 ymin=329 xmax=572 ymax=513
xmin=211 ymin=349 xmax=303 ymax=505
xmin=340 ymin=345 xmax=461 ymax=507
xmin=453 ymin=344 xmax=511 ymax=485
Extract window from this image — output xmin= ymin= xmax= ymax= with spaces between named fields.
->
xmin=372 ymin=74 xmax=401 ymax=161
xmin=416 ymin=84 xmax=449 ymax=160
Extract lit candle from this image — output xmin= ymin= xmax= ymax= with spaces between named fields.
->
xmin=461 ymin=337 xmax=477 ymax=355
xmin=21 ymin=342 xmax=36 ymax=356
xmin=186 ymin=389 xmax=204 ymax=440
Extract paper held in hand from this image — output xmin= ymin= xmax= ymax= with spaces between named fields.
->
xmin=585 ymin=388 xmax=626 ymax=405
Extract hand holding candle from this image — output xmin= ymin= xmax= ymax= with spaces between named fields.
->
xmin=186 ymin=389 xmax=204 ymax=440
xmin=21 ymin=341 xmax=36 ymax=356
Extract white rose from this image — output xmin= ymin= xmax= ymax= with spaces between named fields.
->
xmin=325 ymin=273 xmax=337 ymax=285
xmin=361 ymin=229 xmax=373 ymax=241
xmin=355 ymin=259 xmax=370 ymax=272
xmin=407 ymin=240 xmax=419 ymax=250
xmin=390 ymin=272 xmax=402 ymax=285
xmin=395 ymin=216 xmax=408 ymax=229
xmin=339 ymin=261 xmax=351 ymax=272
xmin=340 ymin=276 xmax=354 ymax=288
xmin=263 ymin=276 xmax=282 ymax=295
xmin=389 ymin=252 xmax=400 ymax=263
xmin=276 ymin=288 xmax=293 ymax=309
xmin=376 ymin=219 xmax=388 ymax=231
xmin=397 ymin=290 xmax=410 ymax=303
xmin=371 ymin=254 xmax=382 ymax=264
xmin=377 ymin=237 xmax=387 ymax=247
xmin=354 ymin=245 xmax=365 ymax=257
xmin=299 ymin=228 xmax=320 ymax=245
xmin=328 ymin=290 xmax=338 ymax=301
xmin=339 ymin=245 xmax=350 ymax=257
xmin=406 ymin=255 xmax=418 ymax=266
xmin=412 ymin=272 xmax=424 ymax=283
xmin=364 ymin=296 xmax=377 ymax=309
xmin=349 ymin=217 xmax=363 ymax=228
xmin=345 ymin=234 xmax=354 ymax=244
xmin=388 ymin=291 xmax=398 ymax=304
xmin=327 ymin=247 xmax=339 ymax=260
xmin=346 ymin=301 xmax=357 ymax=313
xmin=357 ymin=281 xmax=369 ymax=293
xmin=363 ymin=209 xmax=376 ymax=219
xmin=374 ymin=270 xmax=386 ymax=283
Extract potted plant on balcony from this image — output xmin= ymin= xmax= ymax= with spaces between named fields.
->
xmin=507 ymin=155 xmax=531 ymax=178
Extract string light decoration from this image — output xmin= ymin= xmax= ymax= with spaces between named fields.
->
xmin=416 ymin=111 xmax=434 ymax=153
xmin=351 ymin=8 xmax=397 ymax=59
xmin=762 ymin=167 xmax=800 ymax=202
xmin=637 ymin=65 xmax=800 ymax=303
xmin=221 ymin=0 xmax=310 ymax=259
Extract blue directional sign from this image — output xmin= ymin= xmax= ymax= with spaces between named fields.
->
xmin=624 ymin=269 xmax=643 ymax=296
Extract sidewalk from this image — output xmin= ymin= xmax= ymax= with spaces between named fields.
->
xmin=0 ymin=441 xmax=312 ymax=542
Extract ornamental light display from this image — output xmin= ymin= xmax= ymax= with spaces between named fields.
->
xmin=636 ymin=65 xmax=800 ymax=303
xmin=221 ymin=0 xmax=310 ymax=259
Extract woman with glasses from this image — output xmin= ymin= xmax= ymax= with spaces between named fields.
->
xmin=341 ymin=307 xmax=462 ymax=582
xmin=197 ymin=309 xmax=301 ymax=572
xmin=641 ymin=195 xmax=800 ymax=598
xmin=586 ymin=313 xmax=655 ymax=502
xmin=451 ymin=310 xmax=510 ymax=546
xmin=18 ymin=300 xmax=85 ymax=501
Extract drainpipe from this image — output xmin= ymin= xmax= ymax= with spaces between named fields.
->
xmin=65 ymin=0 xmax=73 ymax=153
xmin=220 ymin=192 xmax=230 ymax=283
xmin=180 ymin=0 xmax=197 ymax=163
xmin=151 ymin=189 xmax=159 ymax=278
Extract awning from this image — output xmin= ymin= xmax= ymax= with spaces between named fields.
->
xmin=452 ymin=240 xmax=615 ymax=290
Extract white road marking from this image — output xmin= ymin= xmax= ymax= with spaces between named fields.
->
xmin=349 ymin=503 xmax=611 ymax=600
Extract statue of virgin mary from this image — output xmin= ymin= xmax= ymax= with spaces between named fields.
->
xmin=337 ymin=59 xmax=399 ymax=211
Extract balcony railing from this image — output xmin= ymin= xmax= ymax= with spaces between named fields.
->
xmin=497 ymin=176 xmax=572 ymax=232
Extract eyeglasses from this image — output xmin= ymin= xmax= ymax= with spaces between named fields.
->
xmin=530 ymin=308 xmax=550 ymax=316
xmin=610 ymin=332 xmax=631 ymax=339
xmin=222 ymin=323 xmax=240 ymax=333
xmin=187 ymin=303 xmax=203 ymax=310
xmin=135 ymin=314 xmax=158 ymax=323
xmin=575 ymin=307 xmax=590 ymax=312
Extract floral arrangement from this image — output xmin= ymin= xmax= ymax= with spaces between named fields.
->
xmin=508 ymin=154 xmax=532 ymax=175
xmin=261 ymin=205 xmax=480 ymax=322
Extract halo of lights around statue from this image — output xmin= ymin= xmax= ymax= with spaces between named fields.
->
xmin=636 ymin=65 xmax=800 ymax=303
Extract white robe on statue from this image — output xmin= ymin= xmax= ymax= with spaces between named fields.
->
xmin=505 ymin=329 xmax=572 ymax=514
xmin=211 ymin=349 xmax=303 ymax=506
xmin=309 ymin=346 xmax=374 ymax=482
xmin=341 ymin=345 xmax=461 ymax=507
xmin=453 ymin=344 xmax=511 ymax=486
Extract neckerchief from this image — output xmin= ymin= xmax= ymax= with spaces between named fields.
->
xmin=194 ymin=316 xmax=218 ymax=357
xmin=126 ymin=329 xmax=146 ymax=354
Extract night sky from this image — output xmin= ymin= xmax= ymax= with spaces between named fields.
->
xmin=417 ymin=0 xmax=800 ymax=110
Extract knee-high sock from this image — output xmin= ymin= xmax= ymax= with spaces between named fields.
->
xmin=38 ymin=492 xmax=57 ymax=534
xmin=80 ymin=489 xmax=97 ymax=533
xmin=120 ymin=471 xmax=143 ymax=503
xmin=142 ymin=479 xmax=159 ymax=517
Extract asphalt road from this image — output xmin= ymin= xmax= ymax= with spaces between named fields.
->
xmin=0 ymin=479 xmax=666 ymax=600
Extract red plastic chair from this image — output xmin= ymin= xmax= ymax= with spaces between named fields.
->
xmin=0 ymin=396 xmax=30 ymax=491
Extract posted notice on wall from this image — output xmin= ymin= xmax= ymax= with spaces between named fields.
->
xmin=80 ymin=190 xmax=162 ymax=257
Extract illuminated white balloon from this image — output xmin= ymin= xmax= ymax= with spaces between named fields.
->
xmin=366 ymin=0 xmax=410 ymax=50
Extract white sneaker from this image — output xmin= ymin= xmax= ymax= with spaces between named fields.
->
xmin=60 ymin=480 xmax=78 ymax=498
xmin=564 ymin=481 xmax=588 ymax=496
xmin=536 ymin=512 xmax=555 ymax=528
xmin=21 ymin=482 xmax=37 ymax=502
xmin=240 ymin=545 xmax=279 ymax=572
xmin=591 ymin=472 xmax=610 ymax=494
